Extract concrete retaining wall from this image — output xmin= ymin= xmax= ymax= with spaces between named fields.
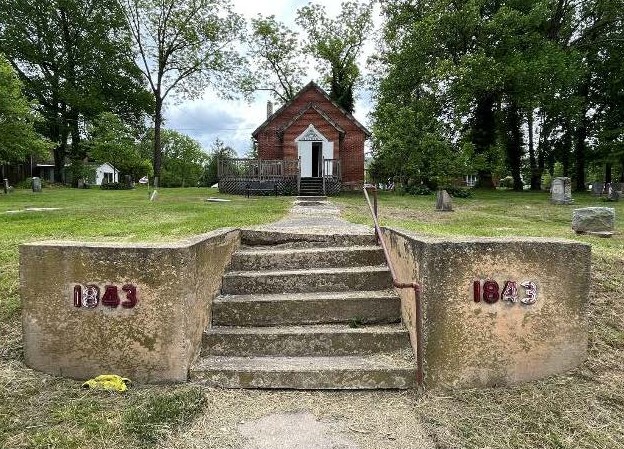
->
xmin=381 ymin=228 xmax=591 ymax=389
xmin=20 ymin=229 xmax=240 ymax=383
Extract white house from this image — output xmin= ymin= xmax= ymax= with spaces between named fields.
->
xmin=94 ymin=163 xmax=119 ymax=185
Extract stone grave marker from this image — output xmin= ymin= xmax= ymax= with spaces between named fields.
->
xmin=607 ymin=184 xmax=620 ymax=202
xmin=591 ymin=182 xmax=604 ymax=196
xmin=124 ymin=175 xmax=133 ymax=189
xmin=3 ymin=178 xmax=8 ymax=194
xmin=32 ymin=177 xmax=42 ymax=192
xmin=551 ymin=177 xmax=573 ymax=204
xmin=436 ymin=189 xmax=453 ymax=212
xmin=572 ymin=207 xmax=615 ymax=237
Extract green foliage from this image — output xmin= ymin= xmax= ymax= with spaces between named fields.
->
xmin=65 ymin=161 xmax=97 ymax=187
xmin=0 ymin=0 xmax=152 ymax=175
xmin=499 ymin=176 xmax=515 ymax=189
xmin=444 ymin=186 xmax=473 ymax=198
xmin=203 ymin=138 xmax=237 ymax=187
xmin=0 ymin=54 xmax=49 ymax=163
xmin=296 ymin=1 xmax=374 ymax=113
xmin=87 ymin=112 xmax=151 ymax=180
xmin=249 ymin=15 xmax=305 ymax=103
xmin=100 ymin=182 xmax=131 ymax=190
xmin=142 ymin=129 xmax=209 ymax=188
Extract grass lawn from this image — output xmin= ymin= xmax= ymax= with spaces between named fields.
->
xmin=0 ymin=187 xmax=291 ymax=449
xmin=1 ymin=187 xmax=623 ymax=448
xmin=334 ymin=189 xmax=624 ymax=448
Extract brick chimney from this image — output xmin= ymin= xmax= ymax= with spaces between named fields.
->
xmin=266 ymin=100 xmax=273 ymax=118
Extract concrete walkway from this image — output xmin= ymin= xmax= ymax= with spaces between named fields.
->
xmin=254 ymin=197 xmax=373 ymax=236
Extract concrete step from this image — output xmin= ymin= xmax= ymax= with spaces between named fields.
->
xmin=240 ymin=230 xmax=376 ymax=248
xmin=190 ymin=353 xmax=416 ymax=389
xmin=202 ymin=324 xmax=410 ymax=356
xmin=221 ymin=266 xmax=393 ymax=295
xmin=229 ymin=246 xmax=385 ymax=271
xmin=212 ymin=290 xmax=400 ymax=326
xmin=296 ymin=196 xmax=327 ymax=201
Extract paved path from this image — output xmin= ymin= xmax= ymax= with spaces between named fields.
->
xmin=254 ymin=197 xmax=373 ymax=236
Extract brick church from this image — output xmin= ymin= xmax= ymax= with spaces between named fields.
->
xmin=251 ymin=81 xmax=370 ymax=192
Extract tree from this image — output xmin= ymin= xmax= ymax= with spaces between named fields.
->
xmin=0 ymin=0 xmax=152 ymax=180
xmin=141 ymin=129 xmax=209 ymax=187
xmin=248 ymin=15 xmax=305 ymax=103
xmin=121 ymin=0 xmax=246 ymax=186
xmin=296 ymin=1 xmax=374 ymax=113
xmin=203 ymin=138 xmax=236 ymax=186
xmin=0 ymin=54 xmax=49 ymax=163
xmin=87 ymin=112 xmax=152 ymax=180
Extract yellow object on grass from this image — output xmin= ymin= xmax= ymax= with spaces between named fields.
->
xmin=82 ymin=374 xmax=131 ymax=392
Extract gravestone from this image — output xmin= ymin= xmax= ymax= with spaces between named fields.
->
xmin=551 ymin=177 xmax=573 ymax=204
xmin=435 ymin=189 xmax=453 ymax=212
xmin=606 ymin=184 xmax=620 ymax=202
xmin=124 ymin=175 xmax=133 ymax=189
xmin=572 ymin=207 xmax=615 ymax=236
xmin=591 ymin=182 xmax=604 ymax=196
xmin=32 ymin=177 xmax=42 ymax=193
xmin=3 ymin=178 xmax=8 ymax=194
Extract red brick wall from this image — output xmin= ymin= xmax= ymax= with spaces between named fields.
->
xmin=255 ymin=85 xmax=367 ymax=186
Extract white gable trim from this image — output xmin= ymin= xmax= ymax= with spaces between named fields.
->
xmin=295 ymin=124 xmax=329 ymax=142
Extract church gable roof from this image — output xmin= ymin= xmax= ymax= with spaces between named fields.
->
xmin=251 ymin=81 xmax=371 ymax=138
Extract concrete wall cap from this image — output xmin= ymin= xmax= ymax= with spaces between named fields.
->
xmin=19 ymin=228 xmax=240 ymax=250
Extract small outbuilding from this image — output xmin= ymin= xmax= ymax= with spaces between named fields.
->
xmin=94 ymin=162 xmax=119 ymax=185
xmin=218 ymin=81 xmax=371 ymax=196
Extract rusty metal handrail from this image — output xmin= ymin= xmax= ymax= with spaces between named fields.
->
xmin=363 ymin=185 xmax=424 ymax=389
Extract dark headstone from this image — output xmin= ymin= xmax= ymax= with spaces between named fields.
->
xmin=3 ymin=178 xmax=8 ymax=194
xmin=551 ymin=177 xmax=573 ymax=204
xmin=32 ymin=177 xmax=42 ymax=192
xmin=436 ymin=189 xmax=453 ymax=212
xmin=572 ymin=207 xmax=615 ymax=236
xmin=124 ymin=175 xmax=133 ymax=189
xmin=591 ymin=182 xmax=604 ymax=196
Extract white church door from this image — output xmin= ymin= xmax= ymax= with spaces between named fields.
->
xmin=296 ymin=124 xmax=334 ymax=178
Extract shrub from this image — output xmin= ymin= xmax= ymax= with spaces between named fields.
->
xmin=498 ymin=176 xmax=514 ymax=189
xmin=445 ymin=186 xmax=473 ymax=198
xmin=406 ymin=184 xmax=433 ymax=195
xmin=100 ymin=182 xmax=131 ymax=190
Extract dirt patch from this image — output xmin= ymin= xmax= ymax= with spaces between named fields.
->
xmin=162 ymin=389 xmax=434 ymax=449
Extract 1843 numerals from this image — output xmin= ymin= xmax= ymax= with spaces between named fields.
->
xmin=473 ymin=280 xmax=537 ymax=305
xmin=73 ymin=284 xmax=138 ymax=309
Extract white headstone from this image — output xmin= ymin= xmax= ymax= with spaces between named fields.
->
xmin=551 ymin=177 xmax=573 ymax=204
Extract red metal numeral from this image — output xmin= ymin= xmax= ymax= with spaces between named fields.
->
xmin=482 ymin=280 xmax=500 ymax=304
xmin=121 ymin=284 xmax=137 ymax=309
xmin=101 ymin=285 xmax=121 ymax=308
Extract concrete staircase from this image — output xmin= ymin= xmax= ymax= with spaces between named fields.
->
xmin=299 ymin=177 xmax=324 ymax=196
xmin=190 ymin=233 xmax=416 ymax=389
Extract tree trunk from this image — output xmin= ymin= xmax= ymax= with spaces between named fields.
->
xmin=528 ymin=109 xmax=540 ymax=190
xmin=574 ymin=81 xmax=589 ymax=192
xmin=606 ymin=162 xmax=612 ymax=183
xmin=505 ymin=101 xmax=523 ymax=191
xmin=562 ymin=122 xmax=571 ymax=177
xmin=620 ymin=159 xmax=624 ymax=182
xmin=471 ymin=92 xmax=497 ymax=189
xmin=153 ymin=96 xmax=163 ymax=188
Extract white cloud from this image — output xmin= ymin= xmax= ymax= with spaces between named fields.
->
xmin=166 ymin=0 xmax=380 ymax=157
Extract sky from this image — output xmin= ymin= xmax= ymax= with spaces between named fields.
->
xmin=164 ymin=0 xmax=382 ymax=157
